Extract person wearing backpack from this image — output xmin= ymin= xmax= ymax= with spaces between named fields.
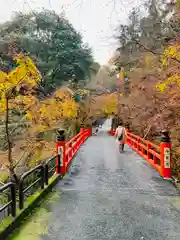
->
xmin=115 ymin=122 xmax=127 ymax=152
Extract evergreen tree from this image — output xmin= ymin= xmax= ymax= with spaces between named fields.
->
xmin=0 ymin=10 xmax=94 ymax=93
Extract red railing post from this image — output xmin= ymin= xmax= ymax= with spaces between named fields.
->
xmin=147 ymin=143 xmax=151 ymax=160
xmin=137 ymin=137 xmax=141 ymax=153
xmin=56 ymin=130 xmax=66 ymax=176
xmin=125 ymin=128 xmax=129 ymax=144
xmin=88 ymin=127 xmax=92 ymax=137
xmin=80 ymin=128 xmax=85 ymax=143
xmin=69 ymin=142 xmax=72 ymax=159
xmin=77 ymin=135 xmax=80 ymax=149
xmin=160 ymin=130 xmax=172 ymax=179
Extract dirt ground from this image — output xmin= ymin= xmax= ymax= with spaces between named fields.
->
xmin=0 ymin=140 xmax=56 ymax=181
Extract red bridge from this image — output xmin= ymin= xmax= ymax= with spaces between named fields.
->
xmin=0 ymin=121 xmax=180 ymax=240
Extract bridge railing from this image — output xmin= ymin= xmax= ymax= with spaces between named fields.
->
xmin=45 ymin=155 xmax=58 ymax=185
xmin=19 ymin=164 xmax=44 ymax=209
xmin=109 ymin=129 xmax=171 ymax=180
xmin=126 ymin=132 xmax=161 ymax=173
xmin=56 ymin=128 xmax=91 ymax=175
xmin=0 ymin=128 xmax=91 ymax=224
xmin=0 ymin=183 xmax=16 ymax=222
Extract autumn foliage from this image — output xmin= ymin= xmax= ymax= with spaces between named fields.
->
xmin=105 ymin=45 xmax=180 ymax=178
xmin=0 ymin=53 xmax=78 ymax=180
xmin=90 ymin=92 xmax=118 ymax=118
xmin=96 ymin=1 xmax=180 ymax=179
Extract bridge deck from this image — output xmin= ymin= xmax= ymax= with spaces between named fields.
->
xmin=11 ymin=127 xmax=180 ymax=240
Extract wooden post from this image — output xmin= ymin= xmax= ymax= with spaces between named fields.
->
xmin=160 ymin=130 xmax=172 ymax=180
xmin=56 ymin=130 xmax=66 ymax=176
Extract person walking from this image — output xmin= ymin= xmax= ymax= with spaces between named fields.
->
xmin=95 ymin=124 xmax=99 ymax=135
xmin=115 ymin=122 xmax=127 ymax=152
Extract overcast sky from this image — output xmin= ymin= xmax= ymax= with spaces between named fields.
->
xmin=0 ymin=0 xmax=142 ymax=65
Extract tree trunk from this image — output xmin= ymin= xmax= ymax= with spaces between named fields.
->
xmin=5 ymin=94 xmax=18 ymax=184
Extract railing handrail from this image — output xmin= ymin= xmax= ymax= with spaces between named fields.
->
xmin=0 ymin=182 xmax=16 ymax=219
xmin=45 ymin=155 xmax=58 ymax=165
xmin=20 ymin=164 xmax=44 ymax=180
xmin=126 ymin=131 xmax=160 ymax=152
xmin=66 ymin=132 xmax=82 ymax=147
xmin=19 ymin=164 xmax=45 ymax=209
xmin=0 ymin=182 xmax=14 ymax=192
xmin=109 ymin=128 xmax=171 ymax=179
xmin=45 ymin=155 xmax=59 ymax=185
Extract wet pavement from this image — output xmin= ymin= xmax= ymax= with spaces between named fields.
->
xmin=40 ymin=122 xmax=180 ymax=240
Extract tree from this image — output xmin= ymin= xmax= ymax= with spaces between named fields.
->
xmin=108 ymin=0 xmax=180 ymax=179
xmin=0 ymin=53 xmax=41 ymax=181
xmin=114 ymin=0 xmax=176 ymax=71
xmin=0 ymin=10 xmax=93 ymax=93
xmin=90 ymin=93 xmax=118 ymax=118
xmin=0 ymin=53 xmax=79 ymax=182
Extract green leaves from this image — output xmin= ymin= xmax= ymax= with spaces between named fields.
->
xmin=0 ymin=10 xmax=93 ymax=94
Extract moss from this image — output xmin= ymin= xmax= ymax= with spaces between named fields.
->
xmin=24 ymin=191 xmax=41 ymax=208
xmin=168 ymin=196 xmax=180 ymax=211
xmin=176 ymin=182 xmax=180 ymax=190
xmin=9 ymin=207 xmax=51 ymax=240
xmin=10 ymin=190 xmax=59 ymax=240
xmin=0 ymin=216 xmax=13 ymax=233
xmin=0 ymin=171 xmax=9 ymax=182
xmin=0 ymin=174 xmax=59 ymax=236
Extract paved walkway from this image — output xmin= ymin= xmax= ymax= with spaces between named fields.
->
xmin=11 ymin=121 xmax=180 ymax=240
xmin=38 ymin=124 xmax=180 ymax=240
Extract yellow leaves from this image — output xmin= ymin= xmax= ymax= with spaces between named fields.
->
xmin=92 ymin=93 xmax=118 ymax=116
xmin=0 ymin=92 xmax=6 ymax=112
xmin=0 ymin=53 xmax=78 ymax=146
xmin=156 ymin=74 xmax=180 ymax=93
xmin=145 ymin=55 xmax=151 ymax=68
xmin=26 ymin=112 xmax=33 ymax=120
xmin=119 ymin=71 xmax=124 ymax=80
xmin=168 ymin=47 xmax=178 ymax=57
xmin=0 ymin=54 xmax=41 ymax=96
xmin=11 ymin=55 xmax=41 ymax=88
xmin=0 ymin=71 xmax=11 ymax=93
xmin=158 ymin=45 xmax=180 ymax=93
xmin=26 ymin=87 xmax=78 ymax=134
xmin=0 ymin=71 xmax=7 ymax=82
xmin=156 ymin=82 xmax=166 ymax=92
xmin=15 ymin=95 xmax=35 ymax=105
xmin=61 ymin=99 xmax=78 ymax=118
xmin=36 ymin=125 xmax=49 ymax=133
xmin=161 ymin=56 xmax=167 ymax=67
xmin=9 ymin=95 xmax=37 ymax=112
xmin=0 ymin=54 xmax=41 ymax=117
xmin=53 ymin=88 xmax=78 ymax=118
xmin=54 ymin=88 xmax=67 ymax=98
xmin=162 ymin=46 xmax=180 ymax=67
xmin=76 ymin=89 xmax=89 ymax=95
